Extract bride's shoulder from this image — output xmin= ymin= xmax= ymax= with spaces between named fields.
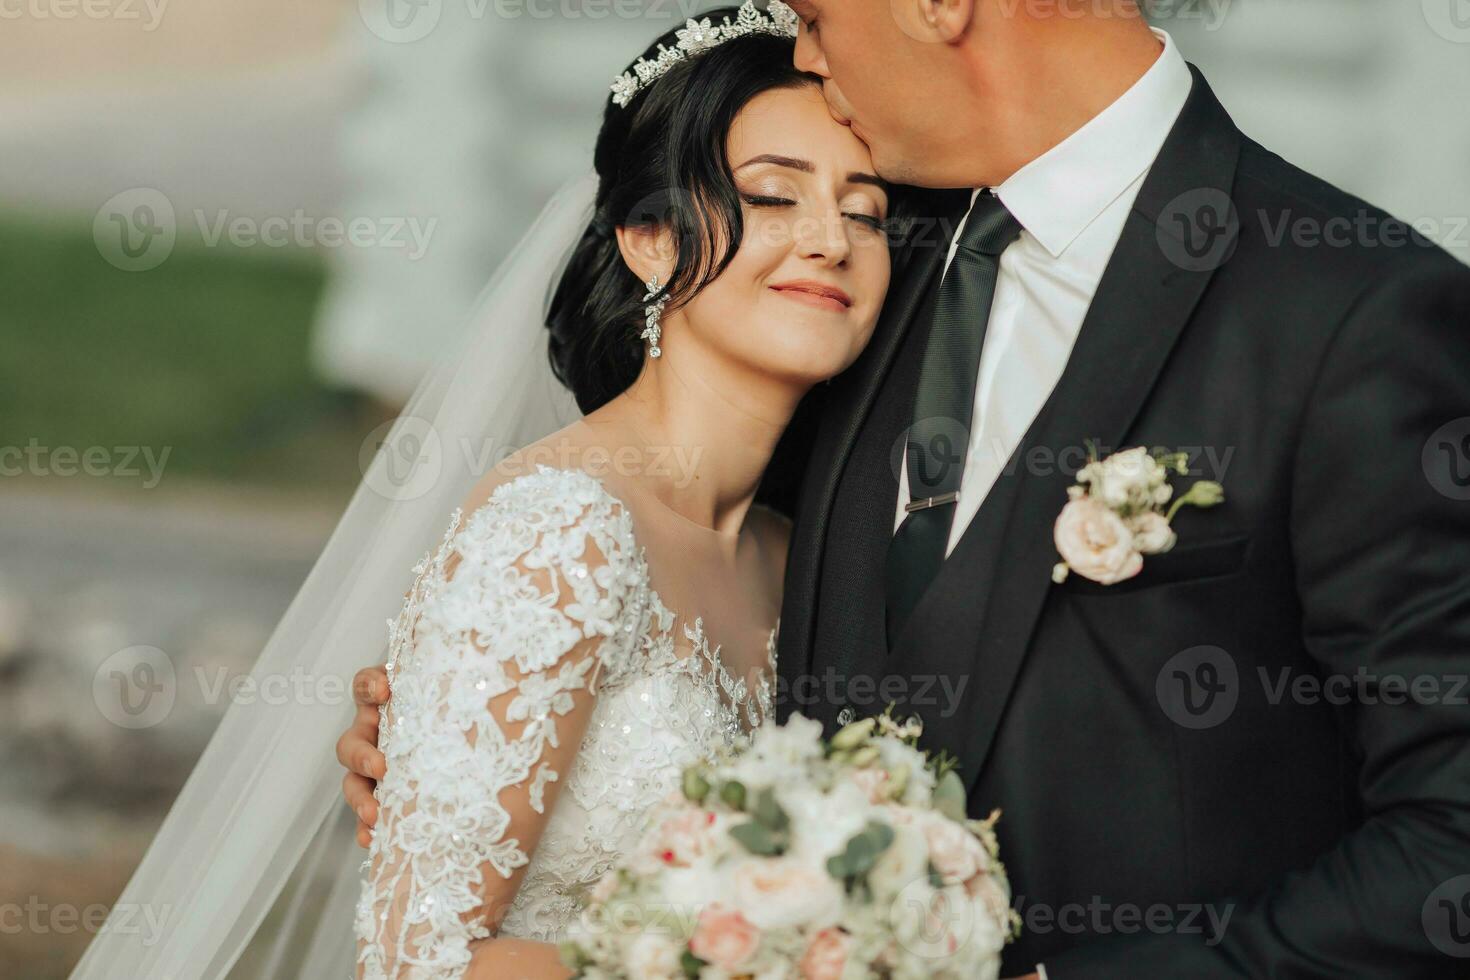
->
xmin=426 ymin=455 xmax=641 ymax=602
xmin=421 ymin=425 xmax=644 ymax=591
xmin=456 ymin=422 xmax=629 ymax=525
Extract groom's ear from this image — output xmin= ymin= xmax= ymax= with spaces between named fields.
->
xmin=614 ymin=223 xmax=677 ymax=288
xmin=897 ymin=0 xmax=973 ymax=44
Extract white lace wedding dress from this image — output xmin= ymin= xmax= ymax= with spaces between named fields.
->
xmin=353 ymin=463 xmax=779 ymax=979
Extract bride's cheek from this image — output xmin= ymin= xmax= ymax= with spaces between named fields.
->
xmin=745 ymin=212 xmax=792 ymax=254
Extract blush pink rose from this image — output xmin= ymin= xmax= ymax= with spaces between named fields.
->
xmin=689 ymin=904 xmax=760 ymax=972
xmin=799 ymin=927 xmax=851 ymax=980
xmin=919 ymin=813 xmax=989 ymax=884
xmin=651 ymin=807 xmax=717 ymax=867
xmin=1053 ymin=497 xmax=1143 ymax=585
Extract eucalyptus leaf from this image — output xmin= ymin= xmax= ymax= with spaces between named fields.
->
xmin=934 ymin=769 xmax=969 ymax=822
xmin=832 ymin=820 xmax=896 ymax=879
xmin=719 ymin=780 xmax=747 ymax=811
xmin=730 ymin=819 xmax=782 ymax=855
xmin=753 ymin=786 xmax=790 ymax=832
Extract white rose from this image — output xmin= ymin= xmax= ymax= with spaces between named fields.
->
xmin=966 ymin=880 xmax=1014 ymax=965
xmin=1129 ymin=511 xmax=1177 ymax=555
xmin=1084 ymin=447 xmax=1157 ymax=508
xmin=967 ymin=871 xmax=1013 ymax=929
xmin=661 ymin=864 xmax=730 ymax=913
xmin=750 ymin=713 xmax=825 ymax=765
xmin=889 ymin=879 xmax=968 ymax=964
xmin=868 ymin=823 xmax=930 ymax=900
xmin=786 ymin=781 xmax=871 ymax=863
xmin=873 ymin=739 xmax=934 ymax=806
xmin=731 ymin=857 xmax=844 ymax=931
xmin=1053 ymin=497 xmax=1144 ymax=585
xmin=850 ymin=767 xmax=890 ymax=804
xmin=626 ymin=933 xmax=684 ymax=980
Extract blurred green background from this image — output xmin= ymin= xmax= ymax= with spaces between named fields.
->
xmin=0 ymin=214 xmax=364 ymax=492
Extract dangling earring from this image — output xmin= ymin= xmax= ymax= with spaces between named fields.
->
xmin=641 ymin=273 xmax=669 ymax=358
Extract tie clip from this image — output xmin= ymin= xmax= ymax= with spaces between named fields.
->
xmin=905 ymin=491 xmax=960 ymax=514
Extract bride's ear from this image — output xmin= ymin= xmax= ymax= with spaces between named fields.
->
xmin=614 ymin=223 xmax=676 ymax=288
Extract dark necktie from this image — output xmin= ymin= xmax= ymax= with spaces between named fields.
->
xmin=885 ymin=191 xmax=1022 ymax=649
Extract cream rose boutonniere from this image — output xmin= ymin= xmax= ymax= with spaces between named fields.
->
xmin=1052 ymin=446 xmax=1224 ymax=585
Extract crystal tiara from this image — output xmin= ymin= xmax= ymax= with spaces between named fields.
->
xmin=610 ymin=1 xmax=801 ymax=109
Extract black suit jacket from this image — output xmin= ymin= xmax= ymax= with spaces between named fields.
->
xmin=772 ymin=68 xmax=1470 ymax=978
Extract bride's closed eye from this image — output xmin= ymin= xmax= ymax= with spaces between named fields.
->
xmin=740 ymin=192 xmax=886 ymax=230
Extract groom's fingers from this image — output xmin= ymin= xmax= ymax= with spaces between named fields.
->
xmin=352 ymin=665 xmax=390 ymax=706
xmin=336 ymin=710 xmax=386 ymax=778
xmin=342 ymin=666 xmax=390 ymax=848
xmin=343 ymin=771 xmax=378 ymax=847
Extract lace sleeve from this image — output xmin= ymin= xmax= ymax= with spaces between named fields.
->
xmin=355 ymin=468 xmax=640 ymax=980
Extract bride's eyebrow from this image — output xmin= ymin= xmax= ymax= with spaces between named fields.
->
xmin=734 ymin=153 xmax=888 ymax=192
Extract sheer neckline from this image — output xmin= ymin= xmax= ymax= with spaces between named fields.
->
xmin=565 ymin=418 xmax=753 ymax=543
xmin=527 ymin=463 xmax=778 ymax=730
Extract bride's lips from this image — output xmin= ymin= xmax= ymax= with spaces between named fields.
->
xmin=769 ymin=279 xmax=853 ymax=313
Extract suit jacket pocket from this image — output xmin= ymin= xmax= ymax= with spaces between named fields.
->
xmin=1059 ymin=532 xmax=1251 ymax=596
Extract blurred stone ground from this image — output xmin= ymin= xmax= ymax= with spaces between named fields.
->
xmin=0 ymin=479 xmax=346 ymax=977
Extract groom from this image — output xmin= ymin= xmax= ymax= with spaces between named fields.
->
xmin=339 ymin=2 xmax=1470 ymax=976
xmin=764 ymin=1 xmax=1470 ymax=977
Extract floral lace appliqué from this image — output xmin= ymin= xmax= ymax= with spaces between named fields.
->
xmin=354 ymin=465 xmax=776 ymax=978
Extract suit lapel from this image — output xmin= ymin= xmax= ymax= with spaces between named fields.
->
xmin=898 ymin=69 xmax=1244 ymax=790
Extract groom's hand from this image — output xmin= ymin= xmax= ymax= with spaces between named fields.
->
xmin=337 ymin=665 xmax=390 ymax=847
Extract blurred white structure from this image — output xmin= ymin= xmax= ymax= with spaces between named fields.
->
xmin=311 ymin=0 xmax=1470 ymax=401
xmin=1169 ymin=0 xmax=1470 ymax=264
xmin=311 ymin=1 xmax=728 ymax=404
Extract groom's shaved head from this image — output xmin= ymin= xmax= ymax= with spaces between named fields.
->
xmin=789 ymin=0 xmax=1162 ymax=188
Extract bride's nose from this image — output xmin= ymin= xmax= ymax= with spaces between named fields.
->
xmin=793 ymin=207 xmax=852 ymax=267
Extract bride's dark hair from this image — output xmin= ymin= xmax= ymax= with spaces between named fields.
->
xmin=546 ymin=12 xmax=818 ymax=413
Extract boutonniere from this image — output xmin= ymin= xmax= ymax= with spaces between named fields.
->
xmin=1051 ymin=446 xmax=1224 ymax=585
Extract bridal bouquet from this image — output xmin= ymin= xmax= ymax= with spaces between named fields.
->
xmin=559 ymin=710 xmax=1019 ymax=980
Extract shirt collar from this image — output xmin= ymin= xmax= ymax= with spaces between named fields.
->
xmin=992 ymin=27 xmax=1193 ymax=259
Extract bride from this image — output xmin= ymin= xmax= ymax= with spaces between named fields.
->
xmin=66 ymin=6 xmax=896 ymax=978
xmin=350 ymin=6 xmax=893 ymax=979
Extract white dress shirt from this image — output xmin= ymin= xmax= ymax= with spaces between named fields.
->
xmin=893 ymin=28 xmax=1193 ymax=556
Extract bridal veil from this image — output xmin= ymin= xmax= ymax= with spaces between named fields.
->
xmin=69 ymin=170 xmax=599 ymax=980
